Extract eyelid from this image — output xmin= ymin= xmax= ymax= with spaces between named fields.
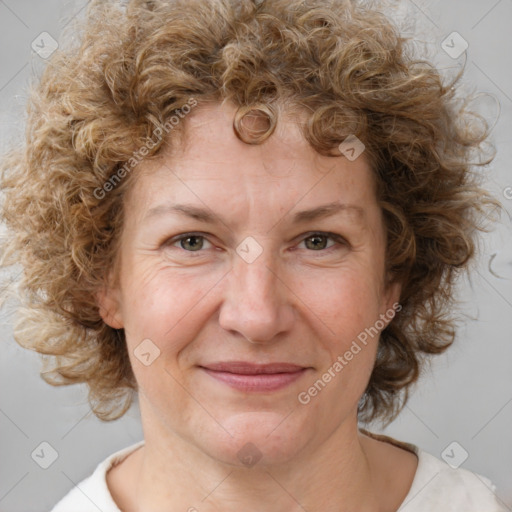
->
xmin=296 ymin=231 xmax=350 ymax=250
xmin=164 ymin=232 xmax=214 ymax=250
xmin=163 ymin=231 xmax=349 ymax=252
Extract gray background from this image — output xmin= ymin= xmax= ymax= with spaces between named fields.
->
xmin=0 ymin=1 xmax=511 ymax=510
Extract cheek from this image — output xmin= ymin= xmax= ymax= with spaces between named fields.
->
xmin=295 ymin=261 xmax=385 ymax=347
xmin=295 ymin=268 xmax=382 ymax=416
xmin=118 ymin=258 xmax=227 ymax=360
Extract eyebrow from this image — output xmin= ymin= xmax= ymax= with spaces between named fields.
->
xmin=144 ymin=201 xmax=365 ymax=226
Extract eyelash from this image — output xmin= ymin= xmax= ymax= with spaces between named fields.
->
xmin=164 ymin=231 xmax=348 ymax=255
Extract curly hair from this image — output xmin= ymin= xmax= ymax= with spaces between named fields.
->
xmin=0 ymin=0 xmax=499 ymax=424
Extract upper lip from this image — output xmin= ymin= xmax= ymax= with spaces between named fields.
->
xmin=201 ymin=362 xmax=307 ymax=374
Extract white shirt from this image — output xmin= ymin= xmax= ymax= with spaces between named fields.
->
xmin=49 ymin=433 xmax=507 ymax=511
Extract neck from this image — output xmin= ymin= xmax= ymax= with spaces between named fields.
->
xmin=127 ymin=403 xmax=383 ymax=512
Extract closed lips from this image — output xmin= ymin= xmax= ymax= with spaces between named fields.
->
xmin=200 ymin=362 xmax=311 ymax=392
xmin=201 ymin=362 xmax=308 ymax=374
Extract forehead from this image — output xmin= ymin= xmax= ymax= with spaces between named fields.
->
xmin=128 ymin=101 xmax=377 ymax=220
xmin=173 ymin=101 xmax=319 ymax=165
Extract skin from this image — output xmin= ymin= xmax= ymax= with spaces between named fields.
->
xmin=98 ymin=101 xmax=418 ymax=512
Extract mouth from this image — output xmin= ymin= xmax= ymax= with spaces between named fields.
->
xmin=199 ymin=362 xmax=311 ymax=392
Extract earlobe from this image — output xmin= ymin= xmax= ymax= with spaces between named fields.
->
xmin=387 ymin=280 xmax=402 ymax=309
xmin=382 ymin=279 xmax=402 ymax=326
xmin=96 ymin=285 xmax=124 ymax=329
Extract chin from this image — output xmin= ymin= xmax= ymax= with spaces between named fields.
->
xmin=197 ymin=411 xmax=312 ymax=468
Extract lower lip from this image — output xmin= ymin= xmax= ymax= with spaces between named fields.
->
xmin=201 ymin=368 xmax=308 ymax=392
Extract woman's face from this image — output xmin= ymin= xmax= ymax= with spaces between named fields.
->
xmin=99 ymin=101 xmax=400 ymax=466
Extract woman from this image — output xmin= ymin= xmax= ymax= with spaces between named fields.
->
xmin=0 ymin=0 xmax=506 ymax=510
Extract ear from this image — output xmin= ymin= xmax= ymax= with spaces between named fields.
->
xmin=380 ymin=278 xmax=402 ymax=328
xmin=96 ymin=283 xmax=124 ymax=329
xmin=385 ymin=279 xmax=402 ymax=308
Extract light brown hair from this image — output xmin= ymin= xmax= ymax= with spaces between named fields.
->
xmin=0 ymin=0 xmax=499 ymax=424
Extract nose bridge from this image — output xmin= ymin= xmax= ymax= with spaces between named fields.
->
xmin=238 ymin=252 xmax=278 ymax=306
xmin=219 ymin=246 xmax=293 ymax=342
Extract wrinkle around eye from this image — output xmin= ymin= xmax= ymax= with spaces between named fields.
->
xmin=154 ymin=229 xmax=359 ymax=264
xmin=172 ymin=234 xmax=213 ymax=252
xmin=299 ymin=233 xmax=346 ymax=251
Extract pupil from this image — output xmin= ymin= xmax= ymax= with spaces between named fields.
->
xmin=183 ymin=236 xmax=203 ymax=251
xmin=181 ymin=235 xmax=328 ymax=251
xmin=307 ymin=235 xmax=326 ymax=250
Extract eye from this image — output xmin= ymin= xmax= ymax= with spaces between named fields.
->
xmin=298 ymin=232 xmax=347 ymax=252
xmin=167 ymin=233 xmax=214 ymax=252
xmin=163 ymin=231 xmax=347 ymax=254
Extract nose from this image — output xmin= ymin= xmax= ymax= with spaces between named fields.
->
xmin=218 ymin=249 xmax=295 ymax=344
